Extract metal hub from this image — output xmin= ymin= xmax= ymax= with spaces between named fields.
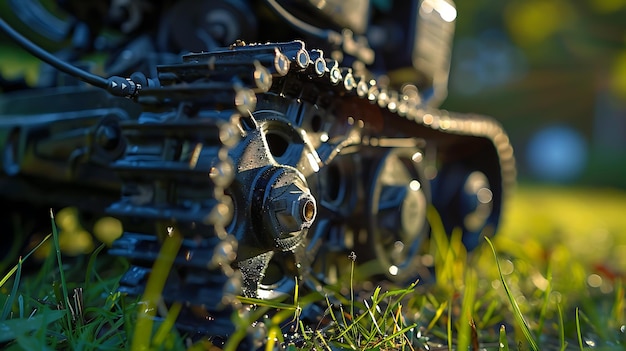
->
xmin=252 ymin=165 xmax=316 ymax=250
xmin=368 ymin=148 xmax=430 ymax=281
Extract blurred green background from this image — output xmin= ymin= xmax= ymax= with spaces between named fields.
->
xmin=442 ymin=0 xmax=626 ymax=187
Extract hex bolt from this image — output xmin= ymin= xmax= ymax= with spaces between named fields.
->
xmin=271 ymin=188 xmax=316 ymax=238
xmin=252 ymin=166 xmax=317 ymax=249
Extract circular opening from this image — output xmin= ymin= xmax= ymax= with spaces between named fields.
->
xmin=310 ymin=114 xmax=323 ymax=132
xmin=265 ymin=132 xmax=289 ymax=157
xmin=296 ymin=50 xmax=309 ymax=68
xmin=330 ymin=67 xmax=341 ymax=83
xmin=274 ymin=54 xmax=290 ymax=76
xmin=96 ymin=125 xmax=121 ymax=151
xmin=315 ymin=59 xmax=326 ymax=76
xmin=302 ymin=199 xmax=316 ymax=222
xmin=323 ymin=164 xmax=342 ymax=202
xmin=260 ymin=260 xmax=283 ymax=286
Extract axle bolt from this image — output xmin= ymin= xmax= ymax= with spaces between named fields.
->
xmin=302 ymin=199 xmax=316 ymax=222
xmin=252 ymin=166 xmax=316 ymax=250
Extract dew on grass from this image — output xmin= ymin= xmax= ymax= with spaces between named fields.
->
xmin=388 ymin=265 xmax=399 ymax=276
xmin=584 ymin=338 xmax=596 ymax=347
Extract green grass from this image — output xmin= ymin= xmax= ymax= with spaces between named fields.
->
xmin=2 ymin=185 xmax=626 ymax=350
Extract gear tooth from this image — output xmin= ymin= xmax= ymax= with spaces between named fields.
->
xmin=397 ymin=95 xmax=409 ymax=116
xmin=308 ymin=49 xmax=327 ymax=77
xmin=356 ymin=77 xmax=369 ymax=97
xmin=325 ymin=59 xmax=341 ymax=85
xmin=377 ymin=89 xmax=389 ymax=108
xmin=341 ymin=68 xmax=356 ymax=91
xmin=234 ymin=87 xmax=257 ymax=114
xmin=367 ymin=85 xmax=379 ymax=103
xmin=387 ymin=90 xmax=399 ymax=112
xmin=273 ymin=49 xmax=291 ymax=76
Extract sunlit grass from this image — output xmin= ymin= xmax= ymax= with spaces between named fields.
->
xmin=1 ymin=214 xmax=143 ymax=350
xmin=1 ymin=185 xmax=626 ymax=350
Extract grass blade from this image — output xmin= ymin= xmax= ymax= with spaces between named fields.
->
xmin=373 ymin=323 xmax=416 ymax=349
xmin=130 ymin=226 xmax=183 ymax=351
xmin=426 ymin=300 xmax=448 ymax=332
xmin=1 ymin=257 xmax=23 ymax=321
xmin=613 ymin=278 xmax=624 ymax=327
xmin=84 ymin=243 xmax=106 ymax=290
xmin=447 ymin=298 xmax=452 ymax=351
xmin=557 ymin=303 xmax=567 ymax=351
xmin=17 ymin=295 xmax=23 ymax=319
xmin=536 ymin=261 xmax=552 ymax=339
xmin=457 ymin=268 xmax=477 ymax=351
xmin=0 ymin=234 xmax=51 ymax=289
xmin=152 ymin=301 xmax=182 ymax=346
xmin=50 ymin=210 xmax=72 ymax=332
xmin=0 ymin=309 xmax=65 ymax=343
xmin=485 ymin=237 xmax=539 ymax=351
xmin=499 ymin=325 xmax=509 ymax=351
xmin=576 ymin=307 xmax=584 ymax=351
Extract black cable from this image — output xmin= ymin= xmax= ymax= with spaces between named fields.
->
xmin=0 ymin=16 xmax=144 ymax=97
xmin=0 ymin=16 xmax=108 ymax=89
xmin=263 ymin=0 xmax=339 ymax=43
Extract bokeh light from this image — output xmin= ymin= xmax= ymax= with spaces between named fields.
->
xmin=526 ymin=125 xmax=588 ymax=182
